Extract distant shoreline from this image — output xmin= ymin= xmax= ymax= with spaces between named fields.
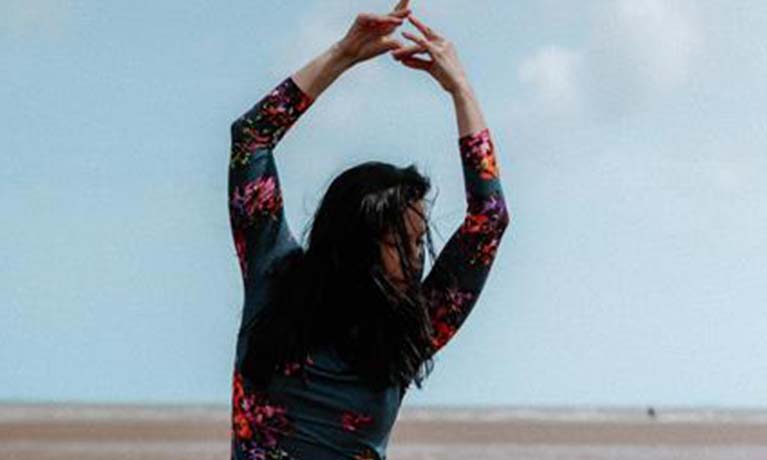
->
xmin=3 ymin=401 xmax=767 ymax=423
xmin=2 ymin=403 xmax=767 ymax=442
xmin=2 ymin=403 xmax=766 ymax=460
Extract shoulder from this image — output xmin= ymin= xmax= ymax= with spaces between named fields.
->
xmin=264 ymin=244 xmax=305 ymax=280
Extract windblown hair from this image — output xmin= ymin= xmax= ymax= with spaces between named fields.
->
xmin=241 ymin=161 xmax=440 ymax=393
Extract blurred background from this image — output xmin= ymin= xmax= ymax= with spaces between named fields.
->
xmin=3 ymin=0 xmax=767 ymax=416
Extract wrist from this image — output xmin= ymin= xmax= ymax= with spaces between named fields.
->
xmin=328 ymin=41 xmax=357 ymax=72
xmin=449 ymin=82 xmax=474 ymax=99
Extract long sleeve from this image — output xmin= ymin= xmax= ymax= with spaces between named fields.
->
xmin=228 ymin=76 xmax=315 ymax=317
xmin=421 ymin=127 xmax=511 ymax=358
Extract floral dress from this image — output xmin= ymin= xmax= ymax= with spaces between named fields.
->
xmin=228 ymin=75 xmax=510 ymax=460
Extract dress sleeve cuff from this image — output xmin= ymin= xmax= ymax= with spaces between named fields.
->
xmin=285 ymin=75 xmax=316 ymax=111
xmin=458 ymin=127 xmax=498 ymax=181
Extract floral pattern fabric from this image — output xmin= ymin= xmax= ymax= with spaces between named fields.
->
xmin=228 ymin=75 xmax=510 ymax=460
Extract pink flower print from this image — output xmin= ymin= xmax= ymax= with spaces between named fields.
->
xmin=242 ymin=176 xmax=280 ymax=219
xmin=231 ymin=176 xmax=282 ymax=226
xmin=263 ymin=103 xmax=297 ymax=130
xmin=459 ymin=128 xmax=498 ymax=180
xmin=341 ymin=410 xmax=373 ymax=432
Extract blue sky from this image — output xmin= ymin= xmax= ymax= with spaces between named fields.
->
xmin=2 ymin=0 xmax=767 ymax=408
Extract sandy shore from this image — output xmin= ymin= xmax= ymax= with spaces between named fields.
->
xmin=2 ymin=404 xmax=766 ymax=460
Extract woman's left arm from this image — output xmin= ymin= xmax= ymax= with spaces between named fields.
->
xmin=391 ymin=13 xmax=512 ymax=357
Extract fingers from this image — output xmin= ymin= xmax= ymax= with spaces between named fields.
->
xmin=391 ymin=44 xmax=428 ymax=60
xmin=389 ymin=8 xmax=411 ymax=18
xmin=361 ymin=13 xmax=403 ymax=25
xmin=400 ymin=30 xmax=436 ymax=52
xmin=375 ymin=15 xmax=405 ymax=25
xmin=400 ymin=56 xmax=433 ymax=71
xmin=393 ymin=0 xmax=410 ymax=12
xmin=407 ymin=14 xmax=441 ymax=40
xmin=381 ymin=37 xmax=405 ymax=52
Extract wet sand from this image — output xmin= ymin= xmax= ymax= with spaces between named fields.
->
xmin=2 ymin=403 xmax=766 ymax=459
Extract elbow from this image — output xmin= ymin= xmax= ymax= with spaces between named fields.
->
xmin=496 ymin=203 xmax=511 ymax=233
xmin=230 ymin=119 xmax=244 ymax=139
xmin=492 ymin=191 xmax=511 ymax=232
xmin=466 ymin=193 xmax=511 ymax=234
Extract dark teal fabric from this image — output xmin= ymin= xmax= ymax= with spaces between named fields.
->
xmin=228 ymin=75 xmax=510 ymax=460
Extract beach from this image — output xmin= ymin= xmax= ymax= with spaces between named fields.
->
xmin=2 ymin=404 xmax=766 ymax=459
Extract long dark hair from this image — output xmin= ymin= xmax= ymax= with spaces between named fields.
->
xmin=241 ymin=161 xmax=440 ymax=392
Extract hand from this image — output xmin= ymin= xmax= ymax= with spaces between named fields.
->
xmin=390 ymin=14 xmax=470 ymax=95
xmin=335 ymin=0 xmax=412 ymax=67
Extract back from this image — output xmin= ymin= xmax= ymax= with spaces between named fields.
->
xmin=227 ymin=75 xmax=510 ymax=460
xmin=232 ymin=328 xmax=405 ymax=460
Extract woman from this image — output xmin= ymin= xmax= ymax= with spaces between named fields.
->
xmin=227 ymin=2 xmax=510 ymax=459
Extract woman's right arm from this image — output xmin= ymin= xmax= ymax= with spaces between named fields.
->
xmin=229 ymin=5 xmax=410 ymax=330
xmin=228 ymin=75 xmax=315 ymax=286
xmin=228 ymin=40 xmax=354 ymax=288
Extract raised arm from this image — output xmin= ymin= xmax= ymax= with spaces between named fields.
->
xmin=228 ymin=39 xmax=353 ymax=287
xmin=228 ymin=74 xmax=314 ymax=288
xmin=391 ymin=13 xmax=512 ymax=357
xmin=228 ymin=4 xmax=412 ymax=330
xmin=421 ymin=122 xmax=510 ymax=357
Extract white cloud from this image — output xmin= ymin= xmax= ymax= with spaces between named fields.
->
xmin=0 ymin=0 xmax=72 ymax=39
xmin=583 ymin=0 xmax=705 ymax=116
xmin=519 ymin=0 xmax=705 ymax=120
xmin=518 ymin=45 xmax=583 ymax=114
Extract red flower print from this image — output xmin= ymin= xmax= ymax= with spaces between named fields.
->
xmin=232 ymin=369 xmax=293 ymax=448
xmin=341 ymin=410 xmax=373 ymax=432
xmin=462 ymin=212 xmax=489 ymax=235
xmin=458 ymin=192 xmax=509 ymax=266
xmin=234 ymin=411 xmax=253 ymax=439
xmin=428 ymin=286 xmax=475 ymax=352
xmin=430 ymin=319 xmax=457 ymax=351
